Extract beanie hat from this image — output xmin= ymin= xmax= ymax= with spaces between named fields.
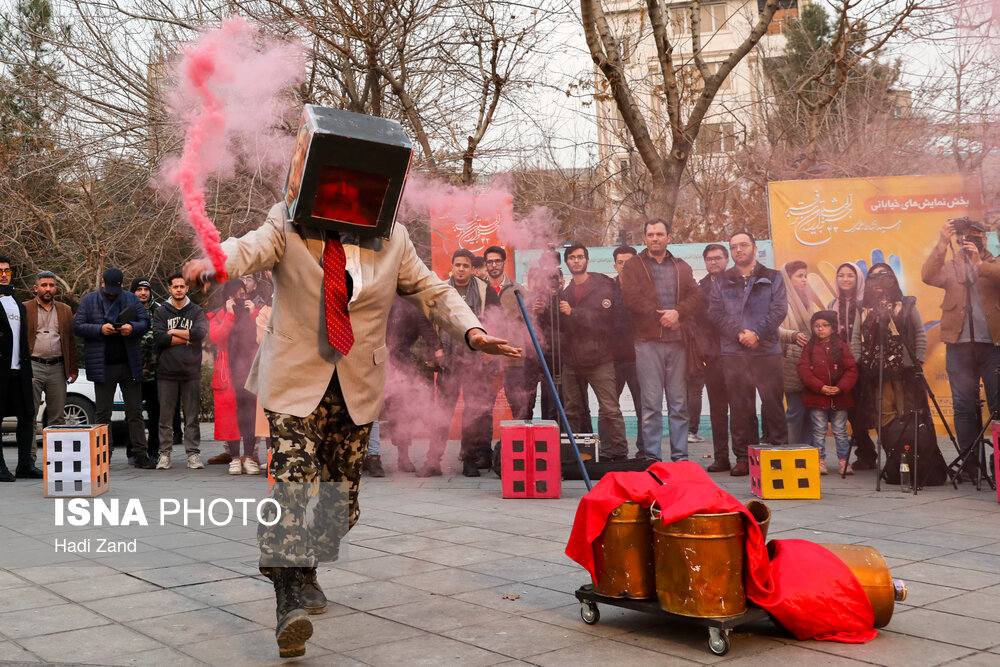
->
xmin=130 ymin=277 xmax=151 ymax=292
xmin=811 ymin=310 xmax=838 ymax=328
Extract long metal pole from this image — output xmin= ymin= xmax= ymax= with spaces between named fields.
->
xmin=514 ymin=288 xmax=593 ymax=490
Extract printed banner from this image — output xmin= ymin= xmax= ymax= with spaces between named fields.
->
xmin=768 ymin=173 xmax=984 ymax=432
xmin=429 ymin=195 xmax=515 ymax=280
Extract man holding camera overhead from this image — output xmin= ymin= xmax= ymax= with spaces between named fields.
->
xmin=921 ymin=217 xmax=1000 ymax=461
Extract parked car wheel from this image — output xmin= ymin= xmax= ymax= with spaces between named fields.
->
xmin=61 ymin=396 xmax=97 ymax=427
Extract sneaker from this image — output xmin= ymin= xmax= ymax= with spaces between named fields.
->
xmin=242 ymin=458 xmax=262 ymax=475
xmin=156 ymin=453 xmax=172 ymax=470
xmin=229 ymin=459 xmax=243 ymax=475
xmin=187 ymin=454 xmax=205 ymax=469
xmin=687 ymin=432 xmax=704 ymax=443
xmin=839 ymin=459 xmax=853 ymax=476
xmin=819 ymin=461 xmax=829 ymax=475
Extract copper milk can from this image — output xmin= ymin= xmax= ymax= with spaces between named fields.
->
xmin=651 ymin=504 xmax=747 ymax=617
xmin=820 ymin=544 xmax=907 ymax=628
xmin=593 ymin=502 xmax=656 ymax=599
xmin=745 ymin=499 xmax=771 ymax=541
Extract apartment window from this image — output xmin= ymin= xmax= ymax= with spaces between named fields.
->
xmin=615 ymin=108 xmax=627 ymax=131
xmin=700 ymin=4 xmax=728 ymax=33
xmin=699 ymin=122 xmax=736 ymax=153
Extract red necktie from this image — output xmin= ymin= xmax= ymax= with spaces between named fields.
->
xmin=323 ymin=237 xmax=354 ymax=356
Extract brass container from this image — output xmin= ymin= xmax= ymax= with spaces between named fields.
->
xmin=593 ymin=502 xmax=656 ymax=599
xmin=652 ymin=509 xmax=747 ymax=617
xmin=820 ymin=543 xmax=907 ymax=628
xmin=745 ymin=499 xmax=771 ymax=541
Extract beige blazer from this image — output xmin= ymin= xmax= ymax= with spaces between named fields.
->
xmin=221 ymin=203 xmax=481 ymax=423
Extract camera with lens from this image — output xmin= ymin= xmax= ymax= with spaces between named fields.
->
xmin=950 ymin=216 xmax=986 ymax=255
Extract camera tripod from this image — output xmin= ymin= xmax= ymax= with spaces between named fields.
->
xmin=944 ymin=374 xmax=998 ymax=492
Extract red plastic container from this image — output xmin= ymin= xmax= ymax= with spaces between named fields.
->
xmin=501 ymin=420 xmax=561 ymax=499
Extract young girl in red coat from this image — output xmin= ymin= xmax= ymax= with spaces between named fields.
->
xmin=797 ymin=310 xmax=859 ymax=476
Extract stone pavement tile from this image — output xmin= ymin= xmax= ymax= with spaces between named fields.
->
xmin=310 ymin=565 xmax=373 ymax=588
xmin=932 ymin=519 xmax=1000 ymax=538
xmin=528 ymin=548 xmax=581 ymax=567
xmin=928 ymin=589 xmax=1000 ymax=623
xmin=44 ymin=572 xmax=159 ymax=602
xmin=943 ymin=653 xmax=1000 ymax=666
xmin=522 ymin=570 xmax=590 ymax=594
xmin=443 ymin=615 xmax=594 ymax=659
xmin=343 ymin=523 xmax=398 ymax=541
xmin=973 ymin=542 xmax=1000 ymax=556
xmin=855 ymin=537 xmax=960 ymax=561
xmin=803 ymin=630 xmax=975 ymax=666
xmin=335 ymin=554 xmax=445 ymax=578
xmin=526 ymin=635 xmax=691 ymax=666
xmin=890 ymin=562 xmax=1000 ymax=591
xmin=172 ymin=539 xmax=261 ymax=562
xmin=696 ymin=643 xmax=873 ymax=666
xmin=391 ymin=567 xmax=512 ymax=595
xmin=464 ymin=556 xmax=580 ymax=583
xmin=0 ymin=569 xmax=30 ymax=590
xmin=308 ymin=611 xmax=423 ymax=653
xmin=89 ymin=549 xmax=198 ymax=570
xmin=83 ymin=589 xmax=209 ymax=622
xmin=925 ymin=550 xmax=1000 ymax=575
xmin=373 ymin=596 xmax=509 ymax=633
xmin=893 ymin=580 xmax=966 ymax=608
xmin=174 ymin=575 xmax=275 ymax=606
xmin=0 ymin=545 xmax=78 ymax=568
xmin=178 ymin=626 xmax=335 ymax=664
xmin=0 ymin=585 xmax=66 ymax=614
xmin=845 ymin=510 xmax=960 ymax=530
xmin=139 ymin=530 xmax=230 ymax=549
xmin=18 ymin=623 xmax=165 ymax=663
xmin=816 ymin=519 xmax=914 ymax=538
xmin=453 ymin=583 xmax=575 ymax=615
xmin=409 ymin=544 xmax=510 ymax=568
xmin=889 ymin=608 xmax=1000 ymax=650
xmin=130 ymin=562 xmax=245 ymax=587
xmin=361 ymin=511 xmax=450 ymax=534
xmin=0 ymin=602 xmax=109 ymax=638
xmin=415 ymin=525 xmax=499 ymax=545
xmin=344 ymin=633 xmax=508 ymax=667
xmin=326 ymin=579 xmax=433 ymax=611
xmin=373 ymin=501 xmax=459 ymax=517
xmin=0 ymin=640 xmax=41 ymax=662
xmin=10 ymin=563 xmax=119 ymax=585
xmin=127 ymin=606 xmax=267 ymax=645
xmin=620 ymin=619 xmax=789 ymax=664
xmin=213 ymin=556 xmax=269 ymax=577
xmin=523 ymin=602 xmax=660 ymax=639
xmin=887 ymin=529 xmax=997 ymax=550
xmin=102 ymin=647 xmax=210 ymax=666
xmin=354 ymin=534 xmax=453 ymax=555
xmin=470 ymin=534 xmax=565 ymax=557
xmin=767 ymin=528 xmax=864 ymax=543
xmin=338 ymin=543 xmax=391 ymax=562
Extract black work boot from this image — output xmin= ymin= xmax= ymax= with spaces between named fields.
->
xmin=0 ymin=457 xmax=15 ymax=483
xmin=300 ymin=567 xmax=328 ymax=615
xmin=271 ymin=568 xmax=313 ymax=658
xmin=364 ymin=454 xmax=385 ymax=478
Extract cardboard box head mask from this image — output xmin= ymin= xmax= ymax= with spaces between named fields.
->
xmin=283 ymin=105 xmax=413 ymax=238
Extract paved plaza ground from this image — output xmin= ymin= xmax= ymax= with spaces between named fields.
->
xmin=1 ymin=429 xmax=998 ymax=666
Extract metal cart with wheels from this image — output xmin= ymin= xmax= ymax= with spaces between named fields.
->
xmin=574 ymin=584 xmax=772 ymax=656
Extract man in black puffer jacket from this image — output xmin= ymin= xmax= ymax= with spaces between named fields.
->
xmin=559 ymin=243 xmax=628 ymax=461
xmin=73 ymin=268 xmax=154 ymax=468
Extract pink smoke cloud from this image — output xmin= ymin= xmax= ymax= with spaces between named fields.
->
xmin=161 ymin=16 xmax=305 ymax=278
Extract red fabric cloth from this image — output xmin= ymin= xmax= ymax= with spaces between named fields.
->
xmin=207 ymin=310 xmax=240 ymax=441
xmin=565 ymin=461 xmax=877 ymax=643
xmin=323 ymin=237 xmax=354 ymax=355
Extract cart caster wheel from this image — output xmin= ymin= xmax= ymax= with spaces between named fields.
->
xmin=580 ymin=602 xmax=600 ymax=625
xmin=708 ymin=627 xmax=730 ymax=656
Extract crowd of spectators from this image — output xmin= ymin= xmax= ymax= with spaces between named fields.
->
xmin=0 ymin=215 xmax=991 ymax=483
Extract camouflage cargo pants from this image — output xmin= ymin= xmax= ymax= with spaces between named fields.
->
xmin=258 ymin=375 xmax=371 ymax=575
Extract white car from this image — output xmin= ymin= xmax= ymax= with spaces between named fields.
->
xmin=1 ymin=369 xmax=129 ymax=434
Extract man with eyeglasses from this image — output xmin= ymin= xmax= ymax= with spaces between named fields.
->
xmin=560 ymin=242 xmax=629 ymax=461
xmin=0 ymin=257 xmax=43 ymax=480
xmin=708 ymin=232 xmax=789 ymax=476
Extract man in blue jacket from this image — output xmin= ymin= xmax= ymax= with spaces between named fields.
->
xmin=709 ymin=232 xmax=788 ymax=476
xmin=73 ymin=268 xmax=155 ymax=469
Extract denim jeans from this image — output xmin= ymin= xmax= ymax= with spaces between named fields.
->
xmin=810 ymin=408 xmax=849 ymax=460
xmin=945 ymin=342 xmax=1000 ymax=454
xmin=634 ymin=341 xmax=689 ymax=461
xmin=784 ymin=391 xmax=811 ymax=444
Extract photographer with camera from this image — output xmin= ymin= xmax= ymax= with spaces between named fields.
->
xmin=921 ymin=217 xmax=1000 ymax=469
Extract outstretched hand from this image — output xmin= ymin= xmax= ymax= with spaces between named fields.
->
xmin=468 ymin=329 xmax=522 ymax=358
xmin=182 ymin=258 xmax=216 ymax=293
